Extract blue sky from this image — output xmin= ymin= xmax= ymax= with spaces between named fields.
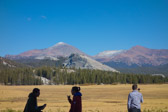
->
xmin=0 ymin=0 xmax=168 ymax=56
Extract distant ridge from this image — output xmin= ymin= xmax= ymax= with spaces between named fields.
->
xmin=0 ymin=57 xmax=25 ymax=68
xmin=94 ymin=45 xmax=168 ymax=66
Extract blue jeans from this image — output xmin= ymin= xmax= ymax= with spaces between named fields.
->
xmin=128 ymin=108 xmax=141 ymax=112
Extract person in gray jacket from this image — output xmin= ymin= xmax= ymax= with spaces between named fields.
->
xmin=24 ymin=88 xmax=46 ymax=112
xmin=127 ymin=84 xmax=143 ymax=112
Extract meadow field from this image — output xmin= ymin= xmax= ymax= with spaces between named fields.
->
xmin=0 ymin=84 xmax=168 ymax=112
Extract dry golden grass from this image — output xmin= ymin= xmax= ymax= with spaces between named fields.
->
xmin=0 ymin=84 xmax=168 ymax=112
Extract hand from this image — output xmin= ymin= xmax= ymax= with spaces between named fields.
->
xmin=43 ymin=104 xmax=47 ymax=107
xmin=41 ymin=104 xmax=47 ymax=110
xmin=67 ymin=95 xmax=71 ymax=100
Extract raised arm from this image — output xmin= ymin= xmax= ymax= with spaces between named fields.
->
xmin=67 ymin=95 xmax=72 ymax=104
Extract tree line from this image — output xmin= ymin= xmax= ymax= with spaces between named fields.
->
xmin=0 ymin=68 xmax=42 ymax=85
xmin=0 ymin=66 xmax=168 ymax=85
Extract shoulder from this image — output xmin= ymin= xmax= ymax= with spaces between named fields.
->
xmin=128 ymin=92 xmax=132 ymax=98
xmin=139 ymin=92 xmax=143 ymax=96
xmin=129 ymin=91 xmax=138 ymax=96
xmin=134 ymin=91 xmax=143 ymax=97
xmin=129 ymin=91 xmax=133 ymax=95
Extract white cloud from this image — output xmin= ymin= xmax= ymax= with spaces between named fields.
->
xmin=41 ymin=16 xmax=47 ymax=19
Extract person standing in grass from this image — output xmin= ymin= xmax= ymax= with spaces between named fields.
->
xmin=127 ymin=84 xmax=143 ymax=112
xmin=24 ymin=88 xmax=47 ymax=112
xmin=67 ymin=86 xmax=82 ymax=112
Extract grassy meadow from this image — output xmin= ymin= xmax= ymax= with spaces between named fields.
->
xmin=0 ymin=84 xmax=168 ymax=112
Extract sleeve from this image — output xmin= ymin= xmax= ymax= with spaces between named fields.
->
xmin=68 ymin=99 xmax=72 ymax=104
xmin=28 ymin=97 xmax=37 ymax=112
xmin=29 ymin=97 xmax=41 ymax=112
xmin=127 ymin=94 xmax=132 ymax=110
xmin=71 ymin=97 xmax=75 ymax=112
xmin=72 ymin=97 xmax=76 ymax=112
xmin=141 ymin=94 xmax=143 ymax=103
xmin=38 ymin=105 xmax=46 ymax=111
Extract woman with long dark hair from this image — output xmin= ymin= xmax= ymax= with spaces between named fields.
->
xmin=67 ymin=86 xmax=82 ymax=112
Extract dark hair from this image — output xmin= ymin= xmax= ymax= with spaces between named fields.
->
xmin=72 ymin=86 xmax=81 ymax=92
xmin=132 ymin=84 xmax=137 ymax=90
xmin=33 ymin=88 xmax=40 ymax=93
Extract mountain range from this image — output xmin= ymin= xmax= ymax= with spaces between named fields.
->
xmin=94 ymin=45 xmax=168 ymax=66
xmin=5 ymin=42 xmax=118 ymax=72
xmin=4 ymin=42 xmax=168 ymax=75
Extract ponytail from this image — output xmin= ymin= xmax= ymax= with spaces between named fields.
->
xmin=72 ymin=86 xmax=81 ymax=92
xmin=78 ymin=87 xmax=80 ymax=91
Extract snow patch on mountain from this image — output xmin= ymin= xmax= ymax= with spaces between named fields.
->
xmin=51 ymin=42 xmax=67 ymax=48
xmin=35 ymin=56 xmax=58 ymax=60
xmin=95 ymin=50 xmax=126 ymax=58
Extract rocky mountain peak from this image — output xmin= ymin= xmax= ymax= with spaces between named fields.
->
xmin=130 ymin=45 xmax=149 ymax=52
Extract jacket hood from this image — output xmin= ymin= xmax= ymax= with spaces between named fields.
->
xmin=74 ymin=92 xmax=82 ymax=96
xmin=28 ymin=93 xmax=35 ymax=98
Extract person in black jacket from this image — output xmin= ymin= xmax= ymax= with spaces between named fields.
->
xmin=24 ymin=88 xmax=46 ymax=112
